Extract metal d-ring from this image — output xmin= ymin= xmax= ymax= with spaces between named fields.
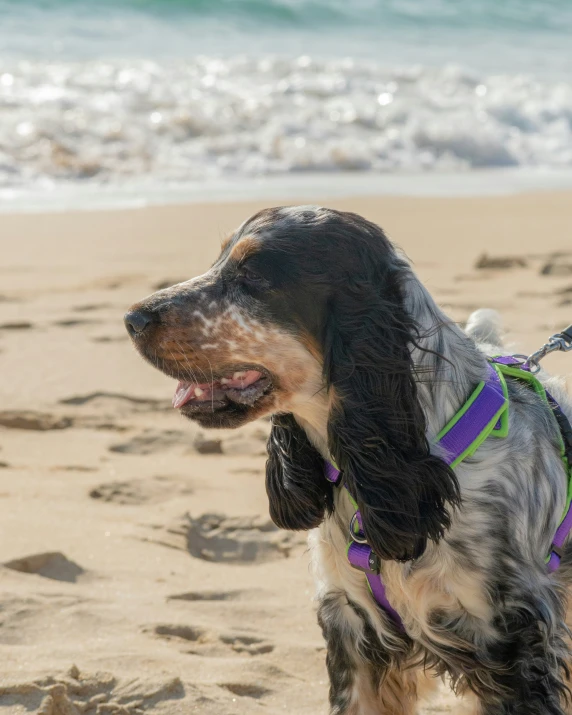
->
xmin=349 ymin=513 xmax=369 ymax=544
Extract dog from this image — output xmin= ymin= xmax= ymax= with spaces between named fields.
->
xmin=125 ymin=206 xmax=572 ymax=714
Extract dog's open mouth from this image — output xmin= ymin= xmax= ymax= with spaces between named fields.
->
xmin=172 ymin=367 xmax=273 ymax=413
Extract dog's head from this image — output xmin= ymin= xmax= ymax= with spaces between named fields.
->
xmin=125 ymin=206 xmax=336 ymax=430
xmin=126 ymin=206 xmax=459 ymax=560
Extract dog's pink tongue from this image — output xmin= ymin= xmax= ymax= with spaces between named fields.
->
xmin=172 ymin=370 xmax=262 ymax=409
xmin=172 ymin=381 xmax=209 ymax=408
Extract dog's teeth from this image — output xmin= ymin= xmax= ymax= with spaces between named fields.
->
xmin=233 ymin=371 xmax=246 ymax=380
xmin=173 ymin=382 xmax=195 ymax=409
xmin=194 ymin=387 xmax=204 ymax=397
xmin=220 ymin=378 xmax=229 ymax=384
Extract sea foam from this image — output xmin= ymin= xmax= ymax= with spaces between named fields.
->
xmin=1 ymin=56 xmax=571 ymax=190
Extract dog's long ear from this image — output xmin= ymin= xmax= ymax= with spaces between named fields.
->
xmin=325 ymin=242 xmax=460 ymax=562
xmin=266 ymin=413 xmax=333 ymax=530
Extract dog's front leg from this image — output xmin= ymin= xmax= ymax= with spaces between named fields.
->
xmin=318 ymin=593 xmax=418 ymax=715
xmin=476 ymin=595 xmax=570 ymax=715
xmin=417 ymin=581 xmax=571 ymax=715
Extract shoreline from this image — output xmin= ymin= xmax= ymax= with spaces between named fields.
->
xmin=3 ymin=168 xmax=572 ymax=214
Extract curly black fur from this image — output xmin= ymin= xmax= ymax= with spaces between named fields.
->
xmin=266 ymin=413 xmax=333 ymax=530
xmin=420 ymin=586 xmax=571 ymax=714
xmin=259 ymin=209 xmax=460 ymax=561
xmin=322 ymin=233 xmax=461 ymax=561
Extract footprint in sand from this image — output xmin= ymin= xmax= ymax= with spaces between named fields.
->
xmin=153 ymin=624 xmax=207 ymax=642
xmin=146 ymin=513 xmax=304 ymax=563
xmin=91 ymin=334 xmax=129 ymax=343
xmin=221 ymin=683 xmax=272 ymax=699
xmin=0 ymin=411 xmax=72 ymax=431
xmin=109 ymin=429 xmax=188 ymax=455
xmin=0 ymin=666 xmax=185 ymax=713
xmin=541 ymin=254 xmax=572 ymax=277
xmin=89 ymin=475 xmax=193 ymax=505
xmin=220 ymin=634 xmax=275 ymax=655
xmin=72 ymin=302 xmax=112 ymax=312
xmin=60 ymin=391 xmax=169 ymax=413
xmin=193 ymin=434 xmax=224 ymax=454
xmin=167 ymin=589 xmax=247 ymax=602
xmin=556 ymin=285 xmax=572 ymax=306
xmin=150 ymin=623 xmax=275 ymax=657
xmin=3 ymin=552 xmax=85 ymax=583
xmin=475 ymin=254 xmax=527 ymax=270
xmin=53 ymin=318 xmax=101 ymax=327
xmin=193 ymin=426 xmax=268 ymax=456
xmin=0 ymin=321 xmax=34 ymax=330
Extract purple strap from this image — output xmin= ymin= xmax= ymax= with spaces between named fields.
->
xmin=325 ymin=462 xmax=403 ymax=628
xmin=347 ymin=541 xmax=403 ymax=627
xmin=324 ymin=461 xmax=342 ymax=485
xmin=324 ymin=355 xmax=572 ymax=627
xmin=548 ymin=508 xmax=572 ymax=571
xmin=347 ymin=541 xmax=373 ymax=571
xmin=490 ymin=356 xmax=525 ymax=366
xmin=365 ymin=571 xmax=403 ymax=626
xmin=436 ymin=364 xmax=505 ymax=465
xmin=546 ymin=390 xmax=572 ymax=572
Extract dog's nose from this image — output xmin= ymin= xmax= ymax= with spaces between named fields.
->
xmin=124 ymin=309 xmax=156 ymax=337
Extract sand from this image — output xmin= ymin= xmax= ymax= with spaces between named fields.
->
xmin=0 ymin=191 xmax=571 ymax=714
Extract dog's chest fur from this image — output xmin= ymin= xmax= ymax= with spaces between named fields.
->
xmin=308 ymin=486 xmax=498 ymax=650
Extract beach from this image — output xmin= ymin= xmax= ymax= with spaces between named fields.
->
xmin=2 ymin=0 xmax=572 ymax=710
xmin=0 ymin=191 xmax=571 ymax=713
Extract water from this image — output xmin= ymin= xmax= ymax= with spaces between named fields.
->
xmin=1 ymin=0 xmax=572 ymax=205
xmin=2 ymin=0 xmax=571 ymax=76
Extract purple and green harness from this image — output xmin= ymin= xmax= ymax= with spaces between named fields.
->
xmin=324 ymin=325 xmax=572 ymax=629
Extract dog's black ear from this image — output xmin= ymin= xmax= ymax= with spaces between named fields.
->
xmin=266 ymin=413 xmax=333 ymax=530
xmin=324 ymin=237 xmax=460 ymax=562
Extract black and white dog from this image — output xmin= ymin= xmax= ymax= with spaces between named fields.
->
xmin=125 ymin=206 xmax=572 ymax=714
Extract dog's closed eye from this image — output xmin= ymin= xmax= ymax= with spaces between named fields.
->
xmin=238 ymin=265 xmax=267 ymax=289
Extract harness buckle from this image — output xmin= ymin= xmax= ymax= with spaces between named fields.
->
xmin=348 ymin=545 xmax=381 ymax=574
xmin=551 ymin=544 xmax=564 ymax=559
xmin=330 ymin=469 xmax=344 ymax=487
xmin=350 ymin=554 xmax=380 ymax=575
xmin=349 ymin=513 xmax=369 ymax=544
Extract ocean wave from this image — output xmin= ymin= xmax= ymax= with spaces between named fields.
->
xmin=1 ymin=56 xmax=571 ymax=189
xmin=13 ymin=0 xmax=571 ymax=32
